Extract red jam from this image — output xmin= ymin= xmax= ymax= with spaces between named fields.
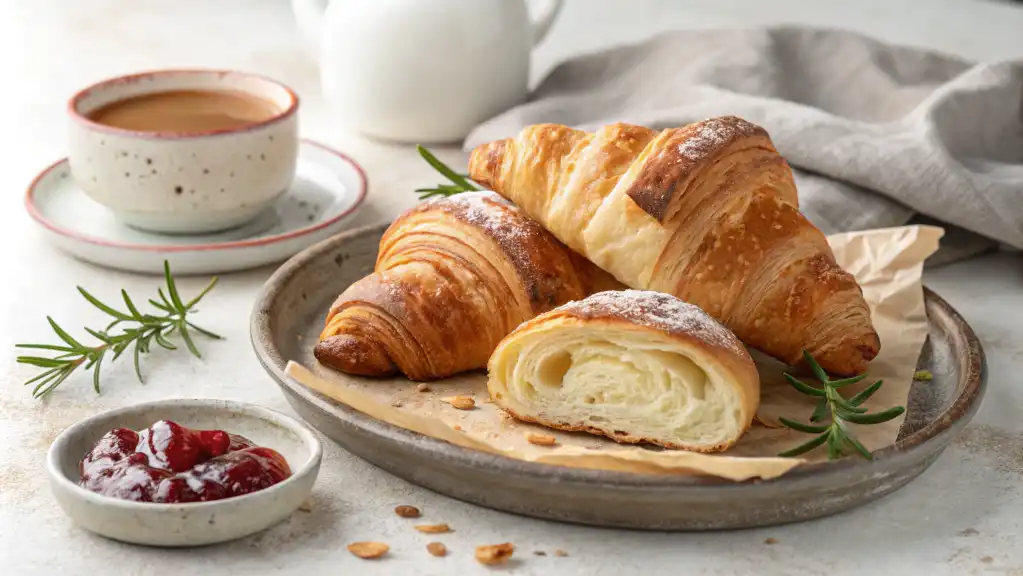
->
xmin=80 ymin=420 xmax=292 ymax=503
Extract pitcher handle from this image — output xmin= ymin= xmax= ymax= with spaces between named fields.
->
xmin=528 ymin=0 xmax=564 ymax=46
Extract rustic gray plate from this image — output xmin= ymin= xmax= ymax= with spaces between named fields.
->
xmin=250 ymin=223 xmax=986 ymax=531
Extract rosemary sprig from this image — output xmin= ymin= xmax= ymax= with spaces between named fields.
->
xmin=15 ymin=261 xmax=221 ymax=399
xmin=777 ymin=351 xmax=905 ymax=460
xmin=414 ymin=145 xmax=481 ymax=200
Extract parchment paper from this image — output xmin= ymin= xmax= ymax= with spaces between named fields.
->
xmin=285 ymin=225 xmax=943 ymax=481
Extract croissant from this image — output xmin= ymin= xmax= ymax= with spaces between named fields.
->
xmin=469 ymin=116 xmax=879 ymax=375
xmin=314 ymin=191 xmax=621 ymax=381
xmin=488 ymin=290 xmax=760 ymax=451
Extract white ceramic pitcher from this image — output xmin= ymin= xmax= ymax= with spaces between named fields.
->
xmin=291 ymin=0 xmax=563 ymax=143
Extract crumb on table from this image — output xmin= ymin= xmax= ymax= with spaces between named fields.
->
xmin=476 ymin=543 xmax=515 ymax=565
xmin=527 ymin=433 xmax=558 ymax=446
xmin=394 ymin=505 xmax=421 ymax=518
xmin=445 ymin=396 xmax=475 ymax=410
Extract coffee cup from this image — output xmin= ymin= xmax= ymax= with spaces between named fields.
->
xmin=68 ymin=69 xmax=300 ymax=234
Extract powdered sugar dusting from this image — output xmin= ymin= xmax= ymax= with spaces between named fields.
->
xmin=437 ymin=191 xmax=533 ymax=244
xmin=425 ymin=191 xmax=580 ymax=312
xmin=676 ymin=116 xmax=761 ymax=161
xmin=435 ymin=192 xmax=543 ymax=269
xmin=626 ymin=116 xmax=766 ymax=220
xmin=560 ymin=290 xmax=748 ymax=356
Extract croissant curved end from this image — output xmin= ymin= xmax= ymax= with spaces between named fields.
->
xmin=313 ymin=334 xmax=398 ymax=377
xmin=810 ymin=335 xmax=881 ymax=377
xmin=467 ymin=139 xmax=507 ymax=191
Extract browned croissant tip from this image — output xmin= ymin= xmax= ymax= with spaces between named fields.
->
xmin=314 ymin=335 xmax=397 ymax=378
xmin=807 ymin=333 xmax=881 ymax=377
xmin=626 ymin=116 xmax=770 ymax=222
xmin=468 ymin=139 xmax=507 ymax=191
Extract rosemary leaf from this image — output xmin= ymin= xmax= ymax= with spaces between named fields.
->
xmin=15 ymin=343 xmax=75 ymax=352
xmin=809 ymin=397 xmax=830 ymax=423
xmin=826 ymin=429 xmax=844 ymax=460
xmin=844 ymin=434 xmax=873 ymax=460
xmin=122 ymin=289 xmax=145 ymax=321
xmin=413 ymin=145 xmax=481 ymax=199
xmin=178 ymin=322 xmax=200 ymax=359
xmin=848 ymin=380 xmax=884 ymax=407
xmin=132 ymin=337 xmax=144 ymax=383
xmin=777 ymin=432 xmax=829 ymax=458
xmin=83 ymin=327 xmax=110 ymax=343
xmin=92 ymin=353 xmax=103 ymax=393
xmin=417 ymin=145 xmax=479 ymax=191
xmin=154 ymin=331 xmax=177 ymax=351
xmin=841 ymin=406 xmax=905 ymax=425
xmin=34 ymin=368 xmax=71 ymax=398
xmin=16 ymin=356 xmax=68 ymax=368
xmin=78 ymin=287 xmax=132 ymax=320
xmin=163 ymin=261 xmax=186 ymax=311
xmin=24 ymin=367 xmax=62 ymax=387
xmin=46 ymin=317 xmax=85 ymax=349
xmin=778 ymin=417 xmax=829 ymax=434
xmin=803 ymin=350 xmax=831 ymax=386
xmin=827 ymin=373 xmax=868 ymax=388
xmin=185 ymin=321 xmax=223 ymax=340
xmin=110 ymin=341 xmax=129 ymax=362
xmin=157 ymin=288 xmax=174 ymax=311
xmin=783 ymin=374 xmax=825 ymax=397
xmin=184 ymin=276 xmax=219 ymax=310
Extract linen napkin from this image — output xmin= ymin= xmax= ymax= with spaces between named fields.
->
xmin=464 ymin=26 xmax=1023 ymax=264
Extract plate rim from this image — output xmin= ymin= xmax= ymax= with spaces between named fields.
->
xmin=24 ymin=139 xmax=368 ymax=253
xmin=250 ymin=221 xmax=987 ymax=489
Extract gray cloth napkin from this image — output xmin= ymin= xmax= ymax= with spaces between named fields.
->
xmin=464 ymin=27 xmax=1023 ymax=264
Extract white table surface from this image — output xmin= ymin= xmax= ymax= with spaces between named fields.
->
xmin=2 ymin=1 xmax=1022 ymax=574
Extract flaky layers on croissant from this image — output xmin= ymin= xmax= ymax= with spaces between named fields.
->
xmin=314 ymin=191 xmax=620 ymax=381
xmin=488 ymin=290 xmax=760 ymax=451
xmin=469 ymin=116 xmax=879 ymax=375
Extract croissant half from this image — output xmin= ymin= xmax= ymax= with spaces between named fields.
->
xmin=488 ymin=290 xmax=760 ymax=451
xmin=469 ymin=116 xmax=879 ymax=375
xmin=314 ymin=191 xmax=620 ymax=381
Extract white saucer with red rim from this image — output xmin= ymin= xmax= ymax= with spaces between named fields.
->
xmin=26 ymin=139 xmax=367 ymax=275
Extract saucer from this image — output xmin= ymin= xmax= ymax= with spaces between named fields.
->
xmin=26 ymin=140 xmax=367 ymax=275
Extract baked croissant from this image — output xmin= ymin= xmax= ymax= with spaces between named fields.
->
xmin=488 ymin=290 xmax=760 ymax=451
xmin=469 ymin=116 xmax=879 ymax=375
xmin=314 ymin=191 xmax=621 ymax=381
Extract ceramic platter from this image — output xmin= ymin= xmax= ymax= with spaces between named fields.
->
xmin=251 ymin=223 xmax=986 ymax=531
xmin=26 ymin=140 xmax=367 ymax=275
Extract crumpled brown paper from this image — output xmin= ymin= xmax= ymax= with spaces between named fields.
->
xmin=285 ymin=225 xmax=943 ymax=481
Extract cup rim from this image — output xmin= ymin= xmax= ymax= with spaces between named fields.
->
xmin=68 ymin=68 xmax=300 ymax=139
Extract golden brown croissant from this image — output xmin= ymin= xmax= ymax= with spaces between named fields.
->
xmin=314 ymin=191 xmax=621 ymax=381
xmin=468 ymin=116 xmax=879 ymax=375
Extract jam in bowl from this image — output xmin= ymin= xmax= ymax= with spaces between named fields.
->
xmin=46 ymin=398 xmax=321 ymax=547
xmin=80 ymin=420 xmax=293 ymax=503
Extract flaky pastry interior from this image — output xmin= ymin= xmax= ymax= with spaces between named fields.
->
xmin=487 ymin=290 xmax=760 ymax=452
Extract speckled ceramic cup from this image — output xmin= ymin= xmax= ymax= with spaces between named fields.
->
xmin=68 ymin=69 xmax=300 ymax=234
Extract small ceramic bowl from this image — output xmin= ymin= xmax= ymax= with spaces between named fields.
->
xmin=46 ymin=399 xmax=322 ymax=547
xmin=67 ymin=69 xmax=300 ymax=234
